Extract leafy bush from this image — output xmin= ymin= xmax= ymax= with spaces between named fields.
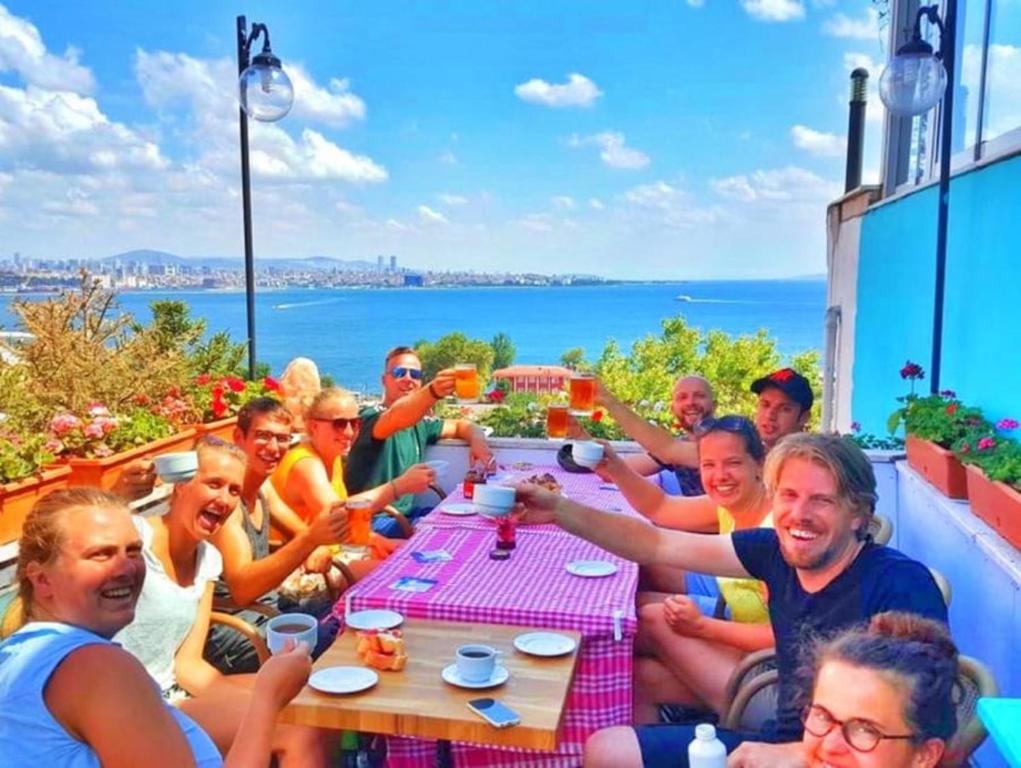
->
xmin=190 ymin=374 xmax=283 ymax=422
xmin=953 ymin=418 xmax=1021 ymax=490
xmin=46 ymin=404 xmax=175 ymax=459
xmin=0 ymin=430 xmax=55 ymax=484
xmin=415 ymin=332 xmax=496 ymax=381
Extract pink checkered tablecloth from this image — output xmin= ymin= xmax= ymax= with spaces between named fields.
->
xmin=335 ymin=469 xmax=640 ymax=767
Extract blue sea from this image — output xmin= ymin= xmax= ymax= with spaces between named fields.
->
xmin=0 ymin=280 xmax=826 ymax=392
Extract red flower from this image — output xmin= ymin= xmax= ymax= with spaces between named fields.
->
xmin=591 ymin=410 xmax=604 ymax=422
xmin=211 ymin=393 xmax=228 ymax=418
xmin=212 ymin=383 xmax=225 ymax=398
xmin=263 ymin=376 xmax=281 ymax=393
xmin=225 ymin=376 xmax=246 ymax=393
xmin=945 ymin=403 xmax=959 ymax=416
xmin=977 ymin=437 xmax=996 ymax=451
xmin=133 ymin=393 xmax=150 ymax=406
xmin=195 ymin=373 xmax=211 ymax=386
xmin=899 ymin=361 xmax=925 ymax=380
xmin=167 ymin=385 xmax=180 ymax=399
xmin=771 ymin=368 xmax=794 ymax=382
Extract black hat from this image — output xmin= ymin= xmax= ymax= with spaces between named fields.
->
xmin=750 ymin=368 xmax=813 ymax=412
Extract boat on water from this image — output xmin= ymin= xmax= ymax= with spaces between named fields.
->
xmin=675 ymin=294 xmax=693 ymax=302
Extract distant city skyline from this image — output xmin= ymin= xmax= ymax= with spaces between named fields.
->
xmin=0 ymin=1 xmax=888 ymax=279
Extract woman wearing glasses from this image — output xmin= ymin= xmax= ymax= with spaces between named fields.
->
xmin=597 ymin=415 xmax=776 ymax=722
xmin=271 ymin=388 xmax=436 ymax=573
xmin=729 ymin=611 xmax=958 ymax=767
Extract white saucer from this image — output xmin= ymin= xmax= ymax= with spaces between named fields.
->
xmin=440 ymin=502 xmax=477 ymax=516
xmin=309 ymin=666 xmax=379 ymax=694
xmin=346 ymin=609 xmax=404 ymax=631
xmin=566 ymin=560 xmax=618 ymax=578
xmin=514 ymin=631 xmax=577 ymax=657
xmin=441 ymin=663 xmax=509 ymax=689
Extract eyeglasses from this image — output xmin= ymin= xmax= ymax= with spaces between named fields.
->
xmin=389 ymin=366 xmax=423 ymax=380
xmin=801 ymin=705 xmax=917 ymax=753
xmin=252 ymin=429 xmax=292 ymax=445
xmin=692 ymin=415 xmax=757 ymax=439
xmin=310 ymin=416 xmax=362 ymax=432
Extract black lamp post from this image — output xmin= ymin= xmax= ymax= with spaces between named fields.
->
xmin=236 ymin=16 xmax=294 ymax=380
xmin=879 ymin=1 xmax=957 ymax=395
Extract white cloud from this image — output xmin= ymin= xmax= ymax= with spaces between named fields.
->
xmin=438 ymin=193 xmax=468 ymax=206
xmin=514 ymin=73 xmax=602 ymax=108
xmin=438 ymin=150 xmax=458 ymax=165
xmin=741 ymin=0 xmax=805 ymax=22
xmin=0 ymin=4 xmax=94 ymax=93
xmin=964 ymin=43 xmax=1021 ymax=140
xmin=589 ymin=197 xmax=605 ymax=210
xmin=569 ymin=131 xmax=650 ymax=170
xmin=711 ymin=166 xmax=840 ymax=205
xmin=284 ymin=66 xmax=366 ymax=128
xmin=417 ymin=205 xmax=449 ymax=225
xmin=822 ymin=7 xmax=880 ymax=40
xmin=622 ymin=180 xmax=718 ymax=228
xmin=552 ymin=195 xmax=576 ymax=210
xmin=791 ymin=124 xmax=846 ymax=156
xmin=686 ymin=0 xmax=706 ymax=6
xmin=0 ymin=84 xmax=167 ymax=173
xmin=516 ymin=213 xmax=555 ymax=232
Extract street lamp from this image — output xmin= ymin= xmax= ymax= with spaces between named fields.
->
xmin=878 ymin=1 xmax=957 ymax=394
xmin=236 ymin=16 xmax=294 ymax=379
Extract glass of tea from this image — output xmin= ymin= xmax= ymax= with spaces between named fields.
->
xmin=345 ymin=498 xmax=373 ymax=551
xmin=454 ymin=363 xmax=480 ymax=403
xmin=546 ymin=404 xmax=569 ymax=438
xmin=569 ymin=373 xmax=595 ymax=416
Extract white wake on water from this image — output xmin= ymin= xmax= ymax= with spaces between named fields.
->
xmin=273 ymin=298 xmax=343 ymax=310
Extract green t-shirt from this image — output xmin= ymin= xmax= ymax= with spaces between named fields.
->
xmin=343 ymin=405 xmax=444 ymax=514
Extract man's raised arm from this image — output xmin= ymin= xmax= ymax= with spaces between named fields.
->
xmin=595 ymin=379 xmax=699 ymax=468
xmin=373 ymin=369 xmax=456 ymax=439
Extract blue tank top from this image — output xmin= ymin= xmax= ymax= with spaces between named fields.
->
xmin=0 ymin=621 xmax=223 ymax=767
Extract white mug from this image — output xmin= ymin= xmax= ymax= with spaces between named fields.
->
xmin=456 ymin=643 xmax=500 ymax=682
xmin=572 ymin=441 xmax=604 ymax=468
xmin=266 ymin=612 xmax=318 ymax=655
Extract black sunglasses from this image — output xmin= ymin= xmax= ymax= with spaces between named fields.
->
xmin=692 ymin=415 xmax=757 ymax=438
xmin=310 ymin=416 xmax=362 ymax=431
xmin=390 ymin=366 xmax=423 ymax=380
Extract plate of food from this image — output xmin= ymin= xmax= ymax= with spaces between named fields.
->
xmin=522 ymin=472 xmax=563 ymax=495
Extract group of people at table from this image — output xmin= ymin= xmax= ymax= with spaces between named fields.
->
xmin=0 ymin=346 xmax=968 ymax=768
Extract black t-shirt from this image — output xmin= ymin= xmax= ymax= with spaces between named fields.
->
xmin=732 ymin=529 xmax=949 ymax=740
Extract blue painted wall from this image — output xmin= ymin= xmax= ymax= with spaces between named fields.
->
xmin=852 ymin=154 xmax=1021 ymax=433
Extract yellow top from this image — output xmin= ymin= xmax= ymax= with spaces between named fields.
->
xmin=270 ymin=442 xmax=347 ymax=524
xmin=716 ymin=507 xmax=771 ymax=624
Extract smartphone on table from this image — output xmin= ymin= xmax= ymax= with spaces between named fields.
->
xmin=467 ymin=698 xmax=521 ymax=728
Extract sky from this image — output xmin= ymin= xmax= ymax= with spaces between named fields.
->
xmin=0 ymin=0 xmax=891 ymax=279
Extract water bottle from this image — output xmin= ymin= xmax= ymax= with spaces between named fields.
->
xmin=688 ymin=723 xmax=727 ymax=768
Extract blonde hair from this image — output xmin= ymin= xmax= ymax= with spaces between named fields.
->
xmin=305 ymin=387 xmax=357 ymax=422
xmin=764 ymin=433 xmax=877 ymax=536
xmin=14 ymin=488 xmax=128 ymax=625
xmin=280 ymin=358 xmax=322 ymax=431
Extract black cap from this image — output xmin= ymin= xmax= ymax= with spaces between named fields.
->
xmin=750 ymin=368 xmax=813 ymax=412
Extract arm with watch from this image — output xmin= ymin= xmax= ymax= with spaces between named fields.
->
xmin=372 ymin=368 xmax=457 ymax=440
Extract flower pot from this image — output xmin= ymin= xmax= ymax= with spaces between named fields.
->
xmin=66 ymin=428 xmax=199 ymax=491
xmin=905 ymin=435 xmax=968 ymax=499
xmin=966 ymin=465 xmax=1021 ymax=550
xmin=0 ymin=465 xmax=72 ymax=545
xmin=198 ymin=416 xmax=238 ymax=442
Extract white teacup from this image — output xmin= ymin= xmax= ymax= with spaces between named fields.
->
xmin=572 ymin=441 xmax=604 ymax=468
xmin=153 ymin=451 xmax=198 ymax=482
xmin=266 ymin=613 xmax=318 ymax=655
xmin=456 ymin=644 xmax=500 ymax=683
xmin=472 ymin=484 xmax=515 ymax=517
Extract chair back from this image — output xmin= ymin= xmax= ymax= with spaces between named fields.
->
xmin=867 ymin=513 xmax=893 ymax=545
xmin=723 ymin=648 xmax=778 ymax=716
xmin=722 ymin=669 xmax=780 ymax=732
xmin=945 ymin=656 xmax=997 ymax=763
xmin=929 ymin=567 xmax=952 ymax=607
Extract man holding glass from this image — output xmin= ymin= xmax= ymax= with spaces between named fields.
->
xmin=345 ymin=346 xmax=494 ymax=537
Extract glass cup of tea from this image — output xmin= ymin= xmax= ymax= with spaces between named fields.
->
xmin=345 ymin=498 xmax=373 ymax=553
xmin=569 ymin=373 xmax=596 ymax=416
xmin=546 ymin=404 xmax=569 ymax=439
xmin=454 ymin=363 xmax=481 ymax=403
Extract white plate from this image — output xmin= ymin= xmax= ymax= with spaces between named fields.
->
xmin=345 ymin=609 xmax=404 ymax=631
xmin=441 ymin=663 xmax=509 ymax=689
xmin=514 ymin=631 xmax=578 ymax=657
xmin=440 ymin=502 xmax=477 ymax=516
xmin=566 ymin=560 xmax=618 ymax=578
xmin=309 ymin=666 xmax=379 ymax=694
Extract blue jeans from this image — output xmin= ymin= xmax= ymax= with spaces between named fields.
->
xmin=371 ymin=506 xmax=433 ymax=538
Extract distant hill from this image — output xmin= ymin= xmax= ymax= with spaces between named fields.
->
xmin=105 ymin=250 xmax=381 ymax=272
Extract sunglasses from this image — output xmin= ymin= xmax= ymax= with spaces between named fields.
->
xmin=692 ymin=415 xmax=757 ymax=438
xmin=310 ymin=416 xmax=362 ymax=432
xmin=390 ymin=366 xmax=423 ymax=380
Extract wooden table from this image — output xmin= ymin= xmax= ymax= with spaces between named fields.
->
xmin=279 ymin=618 xmax=581 ymax=751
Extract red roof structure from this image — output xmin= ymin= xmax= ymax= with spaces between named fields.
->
xmin=491 ymin=365 xmax=574 ymax=394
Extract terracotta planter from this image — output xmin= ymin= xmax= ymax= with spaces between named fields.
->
xmin=966 ymin=464 xmax=1021 ymax=550
xmin=905 ymin=435 xmax=969 ymax=499
xmin=197 ymin=416 xmax=238 ymax=442
xmin=0 ymin=465 xmax=72 ymax=545
xmin=66 ymin=428 xmax=199 ymax=491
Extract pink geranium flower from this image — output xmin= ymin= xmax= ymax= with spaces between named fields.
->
xmin=49 ymin=413 xmax=81 ymax=437
xmin=997 ymin=418 xmax=1019 ymax=431
xmin=977 ymin=436 xmax=997 ymax=451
